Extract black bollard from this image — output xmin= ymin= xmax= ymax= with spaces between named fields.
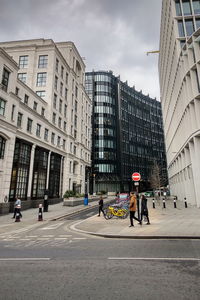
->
xmin=184 ymin=197 xmax=187 ymax=208
xmin=152 ymin=199 xmax=155 ymax=209
xmin=174 ymin=197 xmax=177 ymax=208
xmin=38 ymin=204 xmax=43 ymax=221
xmin=163 ymin=198 xmax=166 ymax=209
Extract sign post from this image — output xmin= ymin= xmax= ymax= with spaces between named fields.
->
xmin=132 ymin=172 xmax=141 ymax=220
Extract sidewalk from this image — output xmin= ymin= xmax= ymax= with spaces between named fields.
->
xmin=73 ymin=198 xmax=200 ymax=239
xmin=0 ymin=196 xmax=109 ymax=235
xmin=1 ymin=197 xmax=200 ymax=239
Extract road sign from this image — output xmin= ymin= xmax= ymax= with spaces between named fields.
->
xmin=132 ymin=172 xmax=141 ymax=181
xmin=134 ymin=182 xmax=139 ymax=186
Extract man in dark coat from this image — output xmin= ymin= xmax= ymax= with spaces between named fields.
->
xmin=140 ymin=195 xmax=150 ymax=225
xmin=98 ymin=196 xmax=104 ymax=216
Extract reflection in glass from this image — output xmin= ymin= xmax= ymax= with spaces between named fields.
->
xmin=185 ymin=19 xmax=194 ymax=36
xmin=193 ymin=0 xmax=200 ymax=14
xmin=178 ymin=20 xmax=185 ymax=37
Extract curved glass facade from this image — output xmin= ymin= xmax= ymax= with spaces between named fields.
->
xmin=86 ymin=71 xmax=168 ymax=193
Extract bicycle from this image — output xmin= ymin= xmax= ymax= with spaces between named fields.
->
xmin=104 ymin=204 xmax=129 ymax=220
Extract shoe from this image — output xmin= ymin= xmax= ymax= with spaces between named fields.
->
xmin=129 ymin=225 xmax=134 ymax=227
xmin=97 ymin=215 xmax=100 ymax=217
xmin=146 ymin=222 xmax=150 ymax=225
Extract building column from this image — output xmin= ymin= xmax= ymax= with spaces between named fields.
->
xmin=59 ymin=156 xmax=64 ymax=198
xmin=193 ymin=137 xmax=200 ymax=207
xmin=46 ymin=151 xmax=51 ymax=190
xmin=27 ymin=144 xmax=36 ymax=199
xmin=188 ymin=141 xmax=198 ymax=206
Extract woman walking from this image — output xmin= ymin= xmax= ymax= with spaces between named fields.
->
xmin=129 ymin=192 xmax=141 ymax=227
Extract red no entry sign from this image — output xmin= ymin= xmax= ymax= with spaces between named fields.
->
xmin=132 ymin=172 xmax=141 ymax=181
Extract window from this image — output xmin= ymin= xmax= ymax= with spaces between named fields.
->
xmin=182 ymin=0 xmax=192 ymax=16
xmin=61 ymin=66 xmax=64 ymax=78
xmin=178 ymin=20 xmax=185 ymax=37
xmin=38 ymin=55 xmax=48 ymax=68
xmin=175 ymin=0 xmax=182 ymax=16
xmin=75 ymin=86 xmax=78 ymax=98
xmin=196 ymin=18 xmax=200 ymax=29
xmin=54 ymin=76 xmax=58 ymax=90
xmin=65 ymin=88 xmax=68 ymax=100
xmin=17 ymin=112 xmax=23 ymax=127
xmin=66 ymin=72 xmax=68 ymax=84
xmin=24 ymin=94 xmax=29 ymax=104
xmin=19 ymin=56 xmax=28 ymax=68
xmin=60 ymin=82 xmax=63 ymax=96
xmin=36 ymin=91 xmax=46 ymax=99
xmin=41 ymin=107 xmax=45 ymax=116
xmin=33 ymin=101 xmax=38 ymax=111
xmin=36 ymin=72 xmax=47 ymax=86
xmin=15 ymin=87 xmax=19 ymax=96
xmin=0 ymin=98 xmax=6 ymax=116
xmin=53 ymin=93 xmax=57 ymax=109
xmin=27 ymin=118 xmax=33 ymax=132
xmin=185 ymin=19 xmax=194 ymax=36
xmin=0 ymin=136 xmax=6 ymax=159
xmin=11 ymin=104 xmax=15 ymax=121
xmin=18 ymin=73 xmax=27 ymax=83
xmin=64 ymin=121 xmax=66 ymax=131
xmin=51 ymin=132 xmax=55 ymax=144
xmin=44 ymin=128 xmax=49 ymax=141
xmin=56 ymin=58 xmax=59 ymax=72
xmin=58 ymin=117 xmax=61 ymax=128
xmin=59 ymin=99 xmax=62 ymax=113
xmin=63 ymin=139 xmax=66 ymax=150
xmin=36 ymin=123 xmax=41 ymax=137
xmin=52 ymin=112 xmax=56 ymax=124
xmin=193 ymin=0 xmax=200 ymax=14
xmin=57 ymin=136 xmax=61 ymax=146
xmin=64 ymin=104 xmax=67 ymax=117
xmin=1 ymin=68 xmax=10 ymax=92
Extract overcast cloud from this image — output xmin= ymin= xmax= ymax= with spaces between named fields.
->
xmin=0 ymin=0 xmax=162 ymax=99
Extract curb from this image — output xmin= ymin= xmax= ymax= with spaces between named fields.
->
xmin=70 ymin=218 xmax=200 ymax=240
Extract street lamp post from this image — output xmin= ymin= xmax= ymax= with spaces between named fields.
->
xmin=93 ymin=174 xmax=96 ymax=195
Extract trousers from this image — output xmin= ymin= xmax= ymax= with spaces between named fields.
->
xmin=129 ymin=211 xmax=140 ymax=226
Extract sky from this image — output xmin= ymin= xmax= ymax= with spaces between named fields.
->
xmin=0 ymin=0 xmax=162 ymax=100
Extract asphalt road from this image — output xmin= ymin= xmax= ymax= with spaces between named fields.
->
xmin=0 ymin=208 xmax=199 ymax=300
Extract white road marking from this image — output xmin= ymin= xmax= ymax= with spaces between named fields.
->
xmin=41 ymin=235 xmax=54 ymax=238
xmin=54 ymin=238 xmax=68 ymax=240
xmin=108 ymin=257 xmax=200 ymax=261
xmin=0 ymin=258 xmax=51 ymax=261
xmin=59 ymin=235 xmax=72 ymax=237
xmin=40 ymin=223 xmax=64 ymax=230
xmin=36 ymin=238 xmax=50 ymax=240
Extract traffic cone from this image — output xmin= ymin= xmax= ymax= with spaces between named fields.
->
xmin=38 ymin=204 xmax=43 ymax=221
xmin=15 ymin=206 xmax=21 ymax=222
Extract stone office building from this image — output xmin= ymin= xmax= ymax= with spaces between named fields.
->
xmin=85 ymin=71 xmax=167 ymax=193
xmin=0 ymin=39 xmax=91 ymax=214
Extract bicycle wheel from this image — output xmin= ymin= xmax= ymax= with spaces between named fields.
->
xmin=121 ymin=209 xmax=129 ymax=219
xmin=104 ymin=209 xmax=113 ymax=220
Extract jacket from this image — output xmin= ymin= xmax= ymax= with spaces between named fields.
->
xmin=129 ymin=194 xmax=137 ymax=212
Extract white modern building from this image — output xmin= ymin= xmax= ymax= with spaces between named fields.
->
xmin=159 ymin=0 xmax=200 ymax=207
xmin=0 ymin=39 xmax=91 ymax=213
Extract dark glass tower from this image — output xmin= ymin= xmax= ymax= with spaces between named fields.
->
xmin=85 ymin=71 xmax=168 ymax=193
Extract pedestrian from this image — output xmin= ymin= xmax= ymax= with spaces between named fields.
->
xmin=97 ymin=196 xmax=104 ymax=216
xmin=129 ymin=192 xmax=141 ymax=227
xmin=13 ymin=196 xmax=22 ymax=219
xmin=140 ymin=195 xmax=150 ymax=225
